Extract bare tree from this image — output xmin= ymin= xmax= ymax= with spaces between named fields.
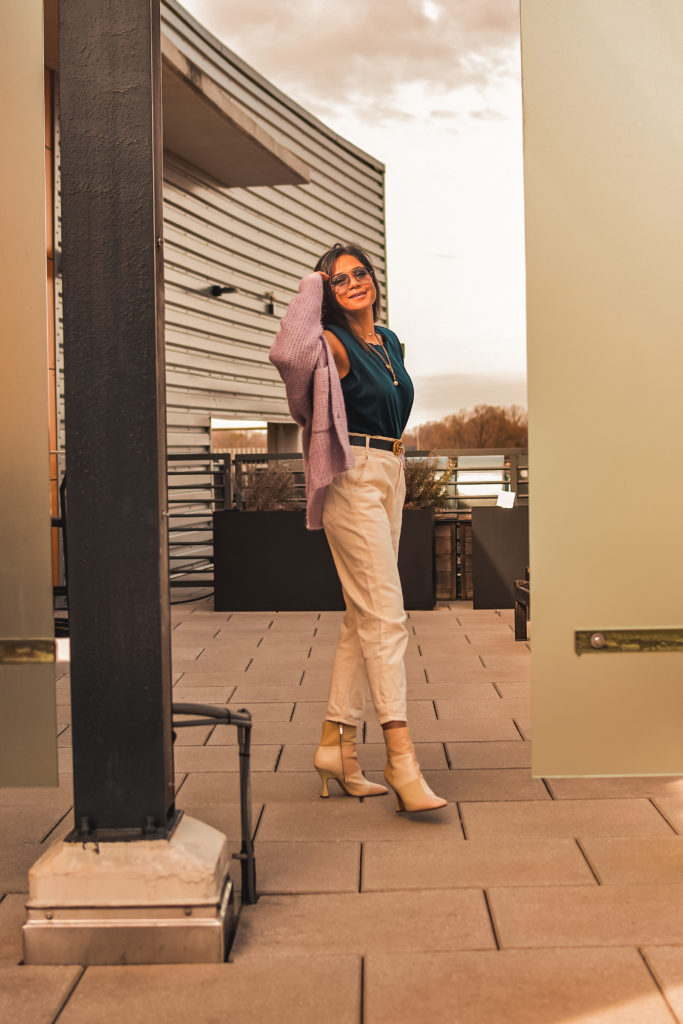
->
xmin=405 ymin=405 xmax=527 ymax=449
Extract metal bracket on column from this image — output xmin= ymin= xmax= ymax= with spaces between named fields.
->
xmin=575 ymin=628 xmax=683 ymax=655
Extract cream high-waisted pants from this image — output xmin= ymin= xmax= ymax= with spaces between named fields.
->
xmin=321 ymin=443 xmax=408 ymax=726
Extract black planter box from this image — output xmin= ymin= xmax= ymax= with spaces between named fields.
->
xmin=471 ymin=505 xmax=529 ymax=609
xmin=213 ymin=508 xmax=435 ymax=612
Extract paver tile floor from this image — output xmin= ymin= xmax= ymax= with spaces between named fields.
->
xmin=1 ymin=601 xmax=682 ymax=1023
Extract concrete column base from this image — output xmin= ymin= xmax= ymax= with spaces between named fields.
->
xmin=22 ymin=814 xmax=235 ymax=965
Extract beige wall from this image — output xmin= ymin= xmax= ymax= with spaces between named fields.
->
xmin=522 ymin=0 xmax=683 ymax=775
xmin=0 ymin=1 xmax=57 ymax=786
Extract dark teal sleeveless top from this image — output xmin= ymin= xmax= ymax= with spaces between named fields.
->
xmin=325 ymin=324 xmax=414 ymax=438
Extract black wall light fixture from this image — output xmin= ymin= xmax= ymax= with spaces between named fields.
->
xmin=210 ymin=284 xmax=237 ymax=297
xmin=264 ymin=291 xmax=275 ymax=315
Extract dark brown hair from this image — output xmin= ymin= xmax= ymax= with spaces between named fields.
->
xmin=314 ymin=242 xmax=382 ymax=337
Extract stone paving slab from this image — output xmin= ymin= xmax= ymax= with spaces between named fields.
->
xmin=233 ymin=890 xmax=495 ymax=958
xmin=580 ymin=837 xmax=683 ymax=885
xmin=172 ymin=686 xmax=235 ymax=704
xmin=171 ymin=802 xmax=261 ymax=845
xmin=466 ymin=635 xmax=525 ymax=649
xmin=57 ymin=726 xmax=72 ymax=748
xmin=435 ymin=698 xmax=531 ymax=718
xmin=362 ymin=837 xmax=595 ymax=891
xmin=418 ymin=653 xmax=490 ymax=676
xmin=0 ymin=804 xmax=72 ymax=845
xmin=460 ymin=798 xmax=676 ymax=838
xmin=494 ymin=681 xmax=531 ymax=698
xmin=176 ymin=704 xmax=295 ymax=742
xmin=546 ymin=776 xmax=683 ymax=801
xmin=0 ymin=965 xmax=83 ymax=1024
xmin=234 ymin=666 xmax=309 ymax=685
xmin=489 ymin=883 xmax=683 ymax=948
xmin=404 ymin=682 xmax=503 ymax=700
xmin=172 ymin=725 xmax=215 ymax=747
xmin=55 ymin=684 xmax=72 ymax=706
xmin=0 ymin=894 xmax=26 ymax=963
xmin=256 ymin=634 xmax=318 ymax=649
xmin=228 ymin=685 xmax=321 ymax=703
xmin=514 ymin=717 xmax=532 ymax=740
xmin=248 ymin=840 xmax=360 ymax=894
xmin=174 ymin=670 xmax=244 ymax=687
xmin=366 ymin=718 xmax=521 ymax=743
xmin=172 ymin=659 xmax=252 ymax=676
xmin=207 ymin=722 xmax=319 ymax=746
xmin=56 ymin=708 xmax=71 ymax=730
xmin=0 ymin=779 xmax=73 ymax=810
xmin=177 ymin=771 xmax=321 ymax=805
xmin=257 ymin=799 xmax=461 ymax=842
xmin=173 ymin=745 xmax=281 ymax=773
xmin=657 ymin=796 xmax=683 ymax=833
xmin=171 ymin=645 xmax=208 ymax=662
xmin=363 ymin=948 xmax=675 ymax=1024
xmin=446 ymin=741 xmax=532 ymax=769
xmin=642 ymin=946 xmax=683 ymax=1023
xmin=362 ymin=768 xmax=549 ymax=803
xmin=57 ymin=957 xmax=361 ymax=1024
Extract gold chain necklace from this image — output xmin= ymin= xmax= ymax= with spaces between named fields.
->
xmin=368 ymin=333 xmax=399 ymax=387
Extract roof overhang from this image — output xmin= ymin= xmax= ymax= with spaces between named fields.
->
xmin=161 ymin=36 xmax=311 ymax=188
xmin=42 ymin=0 xmax=311 ymax=189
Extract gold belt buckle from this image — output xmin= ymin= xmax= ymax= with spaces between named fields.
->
xmin=392 ymin=439 xmax=404 ymax=456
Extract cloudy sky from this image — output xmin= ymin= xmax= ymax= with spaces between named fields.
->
xmin=180 ymin=0 xmax=527 ymax=425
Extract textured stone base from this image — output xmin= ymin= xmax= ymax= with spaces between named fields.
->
xmin=23 ymin=815 xmax=234 ymax=965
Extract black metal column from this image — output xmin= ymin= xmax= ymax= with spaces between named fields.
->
xmin=60 ymin=0 xmax=175 ymax=836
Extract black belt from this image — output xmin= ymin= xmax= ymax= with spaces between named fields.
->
xmin=349 ymin=434 xmax=404 ymax=455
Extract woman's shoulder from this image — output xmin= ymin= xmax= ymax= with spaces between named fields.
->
xmin=323 ymin=324 xmax=356 ymax=351
xmin=323 ymin=323 xmax=350 ymax=339
xmin=322 ymin=327 xmax=352 ymax=379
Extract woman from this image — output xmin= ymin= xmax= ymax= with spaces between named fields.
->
xmin=270 ymin=242 xmax=446 ymax=813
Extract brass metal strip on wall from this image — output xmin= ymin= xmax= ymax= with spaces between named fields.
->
xmin=0 ymin=640 xmax=55 ymax=664
xmin=575 ymin=629 xmax=683 ymax=655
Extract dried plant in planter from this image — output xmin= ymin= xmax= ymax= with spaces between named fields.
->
xmin=404 ymin=456 xmax=452 ymax=509
xmin=241 ymin=462 xmax=302 ymax=511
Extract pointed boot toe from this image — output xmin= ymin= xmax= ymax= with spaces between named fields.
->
xmin=383 ymin=726 xmax=448 ymax=813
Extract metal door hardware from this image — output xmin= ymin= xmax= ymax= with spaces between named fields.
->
xmin=575 ymin=628 xmax=683 ymax=655
xmin=0 ymin=640 xmax=55 ymax=664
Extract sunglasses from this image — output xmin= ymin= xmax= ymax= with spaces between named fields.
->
xmin=329 ymin=266 xmax=372 ymax=291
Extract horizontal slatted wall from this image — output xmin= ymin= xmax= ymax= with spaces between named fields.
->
xmin=161 ymin=0 xmax=387 ymax=454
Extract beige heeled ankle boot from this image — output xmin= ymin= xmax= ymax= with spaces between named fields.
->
xmin=314 ymin=720 xmax=389 ymax=798
xmin=383 ymin=726 xmax=448 ymax=812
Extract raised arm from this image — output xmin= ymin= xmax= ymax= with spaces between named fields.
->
xmin=270 ymin=272 xmax=324 ymax=375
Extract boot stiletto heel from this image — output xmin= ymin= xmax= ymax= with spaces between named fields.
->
xmin=316 ymin=768 xmax=334 ymax=798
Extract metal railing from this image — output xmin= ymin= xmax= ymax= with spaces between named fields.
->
xmin=167 ymin=452 xmax=232 ymax=590
xmin=422 ymin=448 xmax=528 ymax=510
xmin=166 ymin=448 xmax=528 ymax=594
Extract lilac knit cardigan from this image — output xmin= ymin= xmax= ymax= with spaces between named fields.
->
xmin=269 ymin=273 xmax=354 ymax=529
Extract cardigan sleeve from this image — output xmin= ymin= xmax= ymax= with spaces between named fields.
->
xmin=269 ymin=274 xmax=325 ymax=426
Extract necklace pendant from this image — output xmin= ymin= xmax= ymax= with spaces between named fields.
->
xmin=393 ymin=379 xmax=399 ymax=387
